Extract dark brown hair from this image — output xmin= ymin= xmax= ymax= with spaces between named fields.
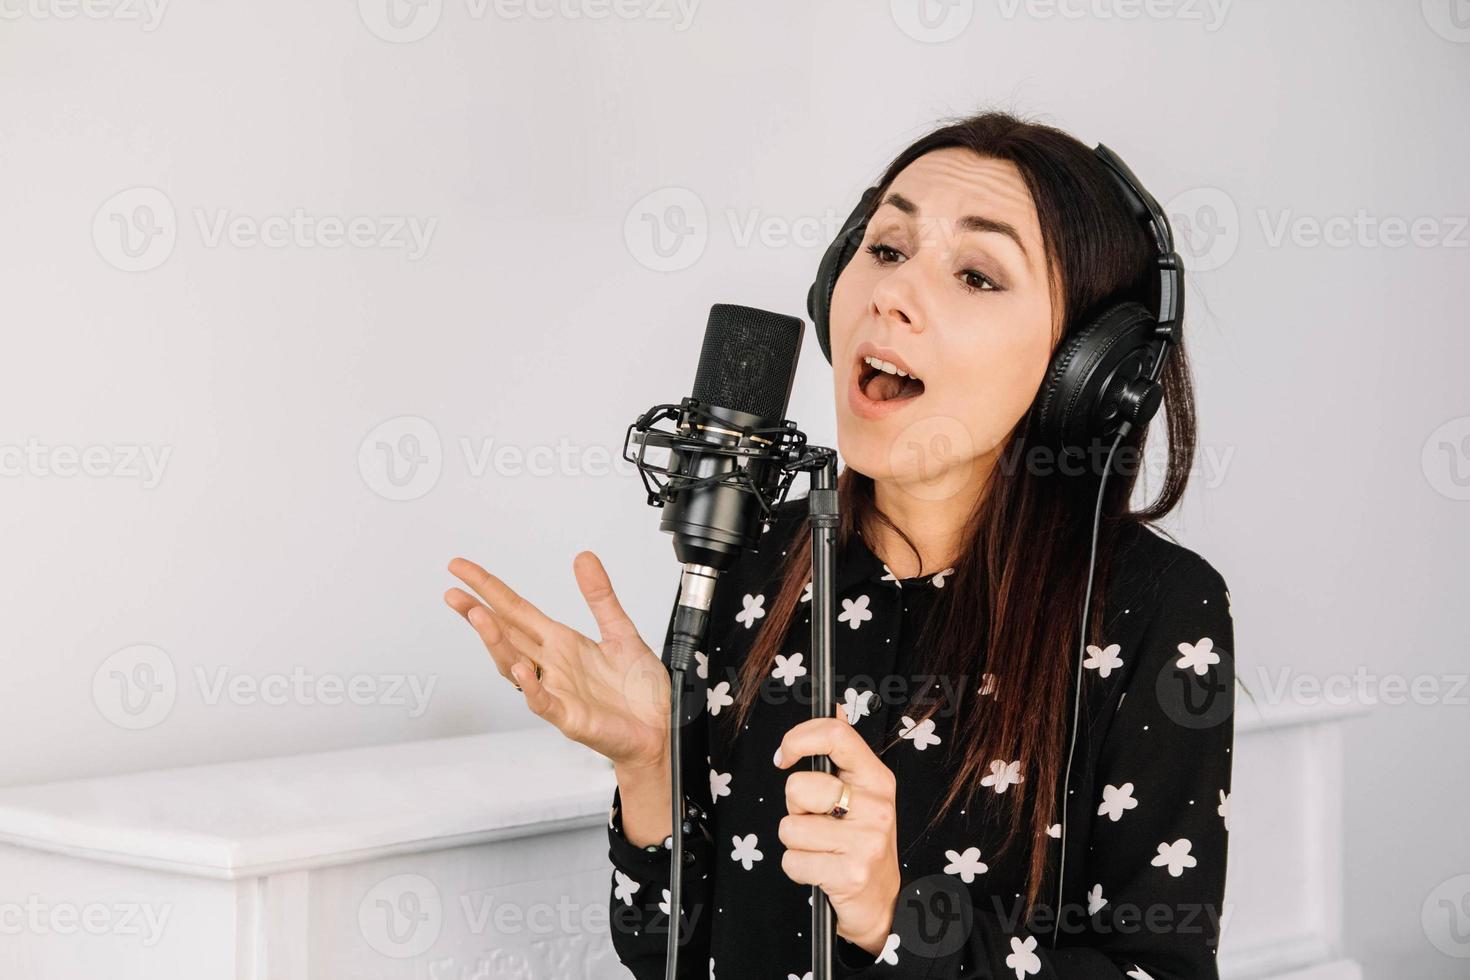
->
xmin=721 ymin=110 xmax=1196 ymax=912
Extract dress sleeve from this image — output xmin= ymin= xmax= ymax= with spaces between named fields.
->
xmin=606 ymin=586 xmax=720 ymax=980
xmin=830 ymin=552 xmax=1235 ymax=979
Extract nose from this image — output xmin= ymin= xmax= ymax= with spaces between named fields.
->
xmin=868 ymin=261 xmax=926 ymax=337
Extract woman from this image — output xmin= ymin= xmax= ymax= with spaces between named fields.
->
xmin=444 ymin=110 xmax=1234 ymax=978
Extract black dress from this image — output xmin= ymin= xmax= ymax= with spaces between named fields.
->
xmin=606 ymin=495 xmax=1235 ymax=979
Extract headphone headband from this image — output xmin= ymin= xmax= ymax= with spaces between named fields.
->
xmin=1091 ymin=142 xmax=1185 ymax=352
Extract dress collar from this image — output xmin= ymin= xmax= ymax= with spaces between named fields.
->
xmin=835 ymin=526 xmax=956 ymax=594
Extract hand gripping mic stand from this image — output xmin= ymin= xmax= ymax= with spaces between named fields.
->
xmin=625 ymin=400 xmax=842 ymax=980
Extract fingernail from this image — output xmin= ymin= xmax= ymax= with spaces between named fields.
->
xmin=773 ymin=747 xmax=783 ymax=767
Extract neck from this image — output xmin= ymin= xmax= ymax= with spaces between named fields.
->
xmin=866 ymin=455 xmax=996 ymax=579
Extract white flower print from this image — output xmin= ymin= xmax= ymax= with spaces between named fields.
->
xmin=981 ymin=759 xmax=1025 ymax=794
xmin=1126 ymin=966 xmax=1156 ymax=980
xmin=1151 ymin=838 xmax=1198 ymax=877
xmin=943 ymin=846 xmax=989 ymax=883
xmin=880 ymin=564 xmax=901 ymax=587
xmin=838 ymin=594 xmax=873 ymax=630
xmin=710 ymin=768 xmax=732 ymax=802
xmin=772 ymin=652 xmax=807 ymax=687
xmin=730 ymin=833 xmax=764 ymax=870
xmin=877 ymin=933 xmax=900 ymax=965
xmin=1046 ymin=823 xmax=1061 ymax=839
xmin=1083 ymin=642 xmax=1124 ymax=679
xmin=658 ymin=887 xmax=672 ymax=915
xmin=899 ymin=715 xmax=942 ymax=751
xmin=1097 ymin=783 xmax=1139 ymax=822
xmin=707 ymin=680 xmax=733 ymax=716
xmin=613 ymin=869 xmax=641 ymax=906
xmin=709 ymin=957 xmax=715 ymax=980
xmin=694 ymin=650 xmax=708 ymax=680
xmin=842 ymin=687 xmax=874 ymax=724
xmin=979 ymin=673 xmax=998 ymax=697
xmin=1218 ymin=790 xmax=1230 ymax=831
xmin=1175 ymin=637 xmax=1220 ymax=675
xmin=931 ymin=566 xmax=955 ymax=588
xmin=1005 ymin=935 xmax=1042 ymax=978
xmin=1087 ymin=883 xmax=1108 ymax=915
xmin=800 ymin=580 xmax=812 ymax=603
xmin=736 ymin=593 xmax=766 ymax=629
xmin=787 ymin=972 xmax=812 ymax=980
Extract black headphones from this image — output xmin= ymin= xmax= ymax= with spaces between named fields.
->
xmin=805 ymin=142 xmax=1184 ymax=455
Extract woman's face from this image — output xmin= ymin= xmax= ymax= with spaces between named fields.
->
xmin=829 ymin=148 xmax=1058 ymax=500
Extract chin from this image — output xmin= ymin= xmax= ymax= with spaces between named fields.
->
xmin=836 ymin=400 xmax=1001 ymax=504
xmin=833 ymin=423 xmax=887 ymax=481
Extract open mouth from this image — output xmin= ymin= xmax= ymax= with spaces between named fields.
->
xmin=857 ymin=354 xmax=926 ymax=403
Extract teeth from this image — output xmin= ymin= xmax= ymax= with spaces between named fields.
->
xmin=863 ymin=355 xmax=914 ymax=378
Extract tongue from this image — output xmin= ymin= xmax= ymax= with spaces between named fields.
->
xmin=866 ymin=372 xmax=921 ymax=402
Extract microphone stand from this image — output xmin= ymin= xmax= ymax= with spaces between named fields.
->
xmin=801 ymin=448 xmax=840 ymax=980
xmin=623 ymin=404 xmax=838 ymax=980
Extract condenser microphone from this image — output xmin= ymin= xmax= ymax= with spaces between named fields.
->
xmin=660 ymin=303 xmax=802 ymax=671
xmin=661 ymin=303 xmax=804 ymax=568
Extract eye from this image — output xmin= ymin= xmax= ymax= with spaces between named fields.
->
xmin=866 ymin=241 xmax=1003 ymax=295
xmin=959 ymin=269 xmax=1002 ymax=294
xmin=865 ymin=242 xmax=903 ymax=265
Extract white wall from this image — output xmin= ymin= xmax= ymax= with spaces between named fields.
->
xmin=1 ymin=0 xmax=1465 ymax=975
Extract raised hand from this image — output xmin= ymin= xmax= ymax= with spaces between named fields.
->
xmin=444 ymin=552 xmax=671 ymax=771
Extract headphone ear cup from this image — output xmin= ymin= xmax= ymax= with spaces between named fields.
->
xmin=1033 ymin=301 xmax=1163 ymax=452
xmin=810 ymin=187 xmax=879 ymax=364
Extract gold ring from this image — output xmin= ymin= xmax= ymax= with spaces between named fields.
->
xmin=827 ymin=779 xmax=852 ymax=819
xmin=510 ymin=660 xmax=542 ymax=692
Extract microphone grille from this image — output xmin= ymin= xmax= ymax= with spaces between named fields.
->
xmin=690 ymin=304 xmax=804 ymax=421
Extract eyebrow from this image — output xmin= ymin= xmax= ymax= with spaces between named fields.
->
xmin=878 ymin=192 xmax=1029 ymax=262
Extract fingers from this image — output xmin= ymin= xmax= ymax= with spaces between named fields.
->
xmin=777 ymin=812 xmax=844 ymax=852
xmin=444 ymin=587 xmax=540 ymax=647
xmin=510 ymin=659 xmax=568 ymax=730
xmin=782 ymin=764 xmax=858 ymax=822
xmin=572 ymin=551 xmax=637 ymax=644
xmin=774 ymin=708 xmax=893 ymax=794
xmin=444 ymin=587 xmax=541 ymax=682
xmin=447 ymin=557 xmax=550 ymax=644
